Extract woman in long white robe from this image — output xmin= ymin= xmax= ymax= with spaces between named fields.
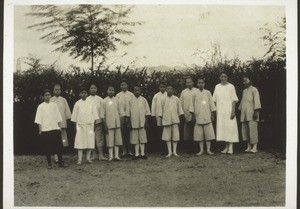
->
xmin=213 ymin=72 xmax=239 ymax=154
xmin=71 ymin=90 xmax=99 ymax=164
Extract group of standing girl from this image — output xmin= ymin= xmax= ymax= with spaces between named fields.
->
xmin=34 ymin=71 xmax=261 ymax=169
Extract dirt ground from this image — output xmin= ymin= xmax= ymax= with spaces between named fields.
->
xmin=14 ymin=150 xmax=285 ymax=207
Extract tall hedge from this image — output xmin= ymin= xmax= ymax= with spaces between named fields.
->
xmin=13 ymin=57 xmax=286 ymax=154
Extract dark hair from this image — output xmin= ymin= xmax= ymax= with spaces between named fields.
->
xmin=120 ymin=79 xmax=127 ymax=84
xmin=219 ymin=70 xmax=229 ymax=77
xmin=53 ymin=84 xmax=61 ymax=89
xmin=242 ymin=75 xmax=252 ymax=81
xmin=159 ymin=81 xmax=167 ymax=86
xmin=79 ymin=87 xmax=88 ymax=93
xmin=186 ymin=76 xmax=193 ymax=82
xmin=89 ymin=83 xmax=97 ymax=88
xmin=133 ymin=84 xmax=141 ymax=89
xmin=107 ymin=86 xmax=115 ymax=90
xmin=43 ymin=89 xmax=51 ymax=96
xmin=197 ymin=77 xmax=206 ymax=82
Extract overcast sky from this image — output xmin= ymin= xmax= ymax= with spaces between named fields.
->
xmin=14 ymin=5 xmax=285 ymax=71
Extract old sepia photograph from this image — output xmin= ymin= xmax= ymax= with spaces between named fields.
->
xmin=2 ymin=0 xmax=298 ymax=208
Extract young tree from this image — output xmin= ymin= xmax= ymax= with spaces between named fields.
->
xmin=27 ymin=5 xmax=141 ymax=73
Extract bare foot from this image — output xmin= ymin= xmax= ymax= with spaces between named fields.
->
xmin=227 ymin=150 xmax=233 ymax=155
xmin=90 ymin=155 xmax=97 ymax=160
xmin=245 ymin=148 xmax=251 ymax=152
xmin=173 ymin=153 xmax=180 ymax=157
xmin=250 ymin=149 xmax=257 ymax=153
xmin=221 ymin=148 xmax=228 ymax=154
xmin=165 ymin=153 xmax=172 ymax=158
xmin=86 ymin=159 xmax=93 ymax=164
xmin=76 ymin=161 xmax=82 ymax=165
xmin=114 ymin=157 xmax=122 ymax=161
xmin=107 ymin=157 xmax=113 ymax=162
xmin=207 ymin=151 xmax=214 ymax=155
xmin=196 ymin=151 xmax=203 ymax=156
xmin=99 ymin=157 xmax=108 ymax=161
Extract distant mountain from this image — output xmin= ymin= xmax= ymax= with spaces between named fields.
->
xmin=138 ymin=65 xmax=187 ymax=72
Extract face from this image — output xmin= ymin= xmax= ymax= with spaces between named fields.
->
xmin=43 ymin=92 xmax=51 ymax=102
xmin=53 ymin=85 xmax=61 ymax=96
xmin=107 ymin=87 xmax=115 ymax=97
xmin=197 ymin=79 xmax=205 ymax=89
xmin=220 ymin=73 xmax=228 ymax=83
xmin=120 ymin=82 xmax=128 ymax=91
xmin=89 ymin=85 xmax=97 ymax=95
xmin=243 ymin=77 xmax=251 ymax=88
xmin=186 ymin=78 xmax=194 ymax=89
xmin=133 ymin=87 xmax=141 ymax=97
xmin=166 ymin=86 xmax=173 ymax=96
xmin=159 ymin=84 xmax=166 ymax=93
xmin=80 ymin=91 xmax=88 ymax=100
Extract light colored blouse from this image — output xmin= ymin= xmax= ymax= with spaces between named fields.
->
xmin=157 ymin=95 xmax=184 ymax=126
xmin=190 ymin=89 xmax=216 ymax=124
xmin=50 ymin=96 xmax=71 ymax=128
xmin=34 ymin=102 xmax=62 ymax=132
xmin=71 ymin=99 xmax=99 ymax=124
xmin=129 ymin=96 xmax=151 ymax=129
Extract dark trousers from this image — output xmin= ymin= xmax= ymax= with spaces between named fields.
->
xmin=40 ymin=130 xmax=64 ymax=165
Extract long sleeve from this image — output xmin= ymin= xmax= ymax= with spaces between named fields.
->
xmin=238 ymin=93 xmax=243 ymax=110
xmin=34 ymin=105 xmax=42 ymax=125
xmin=209 ymin=92 xmax=216 ymax=112
xmin=231 ymin=85 xmax=239 ymax=102
xmin=144 ymin=98 xmax=151 ymax=116
xmin=92 ymin=105 xmax=99 ymax=121
xmin=125 ymin=96 xmax=131 ymax=117
xmin=157 ymin=98 xmax=163 ymax=117
xmin=177 ymin=99 xmax=184 ymax=115
xmin=253 ymin=88 xmax=262 ymax=110
xmin=55 ymin=105 xmax=63 ymax=123
xmin=179 ymin=91 xmax=184 ymax=107
xmin=189 ymin=94 xmax=195 ymax=113
xmin=119 ymin=101 xmax=125 ymax=118
xmin=127 ymin=100 xmax=132 ymax=117
xmin=100 ymin=101 xmax=106 ymax=119
xmin=151 ymin=95 xmax=157 ymax=116
xmin=71 ymin=102 xmax=79 ymax=122
xmin=212 ymin=86 xmax=217 ymax=103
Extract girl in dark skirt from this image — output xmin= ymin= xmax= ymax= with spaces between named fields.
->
xmin=34 ymin=89 xmax=66 ymax=169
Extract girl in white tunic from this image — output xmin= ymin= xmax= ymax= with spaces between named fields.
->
xmin=71 ymin=88 xmax=99 ymax=165
xmin=238 ymin=76 xmax=261 ymax=153
xmin=151 ymin=82 xmax=167 ymax=126
xmin=157 ymin=85 xmax=184 ymax=158
xmin=213 ymin=71 xmax=239 ymax=154
xmin=101 ymin=86 xmax=125 ymax=162
xmin=128 ymin=86 xmax=151 ymax=160
xmin=180 ymin=77 xmax=198 ymax=141
xmin=34 ymin=89 xmax=65 ymax=169
xmin=116 ymin=80 xmax=134 ymax=156
xmin=50 ymin=84 xmax=72 ymax=163
xmin=86 ymin=84 xmax=107 ymax=161
xmin=151 ymin=82 xmax=167 ymax=152
xmin=190 ymin=78 xmax=216 ymax=155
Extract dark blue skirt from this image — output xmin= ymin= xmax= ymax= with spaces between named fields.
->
xmin=40 ymin=130 xmax=63 ymax=155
